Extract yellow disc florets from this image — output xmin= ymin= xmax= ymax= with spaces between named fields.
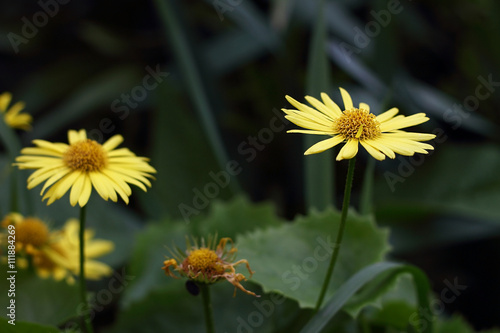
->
xmin=63 ymin=139 xmax=107 ymax=172
xmin=16 ymin=217 xmax=50 ymax=247
xmin=184 ymin=248 xmax=225 ymax=276
xmin=334 ymin=108 xmax=381 ymax=140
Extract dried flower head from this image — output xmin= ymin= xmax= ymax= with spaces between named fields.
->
xmin=162 ymin=235 xmax=259 ymax=297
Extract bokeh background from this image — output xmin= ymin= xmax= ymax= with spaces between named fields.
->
xmin=1 ymin=0 xmax=500 ymax=331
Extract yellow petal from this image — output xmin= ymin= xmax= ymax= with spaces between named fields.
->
xmin=285 ymin=115 xmax=333 ymax=132
xmin=339 ymin=87 xmax=353 ymax=110
xmin=285 ymin=95 xmax=324 ymax=116
xmin=0 ymin=92 xmax=12 ymax=111
xmin=364 ymin=140 xmax=396 ymax=159
xmin=85 ymin=240 xmax=114 ymax=258
xmin=360 ymin=141 xmax=385 ymax=160
xmin=102 ymin=135 xmax=124 ymax=151
xmin=380 ymin=113 xmax=429 ymax=132
xmin=282 ymin=108 xmax=333 ymax=127
xmin=304 ymin=136 xmax=344 ymax=155
xmin=382 ymin=132 xmax=436 ymax=142
xmin=359 ymin=102 xmax=370 ymax=112
xmin=376 ymin=107 xmax=399 ymax=123
xmin=287 ymin=129 xmax=336 ymax=135
xmin=39 ymin=167 xmax=72 ymax=194
xmin=78 ymin=175 xmax=93 ymax=207
xmin=7 ymin=101 xmax=25 ymax=116
xmin=68 ymin=130 xmax=81 ymax=144
xmin=89 ymin=172 xmax=111 ymax=200
xmin=336 ymin=139 xmax=358 ymax=161
xmin=320 ymin=92 xmax=343 ymax=117
xmin=304 ymin=95 xmax=336 ymax=120
xmin=70 ymin=172 xmax=86 ymax=207
xmin=85 ymin=260 xmax=113 ymax=279
xmin=46 ymin=171 xmax=81 ymax=204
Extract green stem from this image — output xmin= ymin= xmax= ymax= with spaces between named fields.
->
xmin=79 ymin=205 xmax=93 ymax=333
xmin=200 ymin=284 xmax=215 ymax=333
xmin=314 ymin=157 xmax=356 ymax=312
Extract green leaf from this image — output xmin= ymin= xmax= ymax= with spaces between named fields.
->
xmin=356 ymin=274 xmax=418 ymax=329
xmin=300 ymin=262 xmax=432 ymax=333
xmin=236 ymin=208 xmax=390 ymax=308
xmin=0 ymin=318 xmax=61 ymax=333
xmin=0 ymin=270 xmax=79 ymax=326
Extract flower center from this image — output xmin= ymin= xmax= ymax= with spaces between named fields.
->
xmin=185 ymin=248 xmax=225 ymax=275
xmin=16 ymin=218 xmax=50 ymax=247
xmin=63 ymin=139 xmax=107 ymax=172
xmin=334 ymin=108 xmax=381 ymax=140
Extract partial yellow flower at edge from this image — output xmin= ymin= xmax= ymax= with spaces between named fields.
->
xmin=0 ymin=92 xmax=32 ymax=131
xmin=14 ymin=129 xmax=157 ymax=207
xmin=1 ymin=214 xmax=114 ymax=284
xmin=282 ymin=87 xmax=436 ymax=161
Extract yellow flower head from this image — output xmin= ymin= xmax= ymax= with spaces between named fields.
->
xmin=1 ymin=214 xmax=114 ymax=284
xmin=40 ymin=218 xmax=114 ymax=283
xmin=162 ymin=235 xmax=259 ymax=297
xmin=0 ymin=92 xmax=32 ymax=130
xmin=1 ymin=213 xmax=50 ymax=252
xmin=14 ymin=129 xmax=157 ymax=207
xmin=283 ymin=88 xmax=436 ymax=161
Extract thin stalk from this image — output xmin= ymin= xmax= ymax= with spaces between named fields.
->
xmin=79 ymin=205 xmax=93 ymax=333
xmin=314 ymin=157 xmax=356 ymax=312
xmin=199 ymin=284 xmax=215 ymax=333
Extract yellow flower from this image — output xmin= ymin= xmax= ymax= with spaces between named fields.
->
xmin=283 ymin=88 xmax=436 ymax=161
xmin=1 ymin=212 xmax=50 ymax=251
xmin=1 ymin=214 xmax=114 ymax=284
xmin=14 ymin=129 xmax=156 ymax=207
xmin=38 ymin=218 xmax=114 ymax=283
xmin=0 ymin=92 xmax=32 ymax=130
xmin=162 ymin=236 xmax=259 ymax=297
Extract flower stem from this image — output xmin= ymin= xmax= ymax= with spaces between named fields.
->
xmin=314 ymin=157 xmax=356 ymax=312
xmin=200 ymin=283 xmax=215 ymax=333
xmin=79 ymin=205 xmax=93 ymax=333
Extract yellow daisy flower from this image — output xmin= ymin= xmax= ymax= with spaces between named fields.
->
xmin=38 ymin=218 xmax=114 ymax=283
xmin=162 ymin=235 xmax=259 ymax=297
xmin=283 ymin=87 xmax=436 ymax=161
xmin=14 ymin=129 xmax=156 ymax=207
xmin=0 ymin=92 xmax=32 ymax=130
xmin=1 ymin=214 xmax=113 ymax=284
xmin=1 ymin=212 xmax=50 ymax=252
